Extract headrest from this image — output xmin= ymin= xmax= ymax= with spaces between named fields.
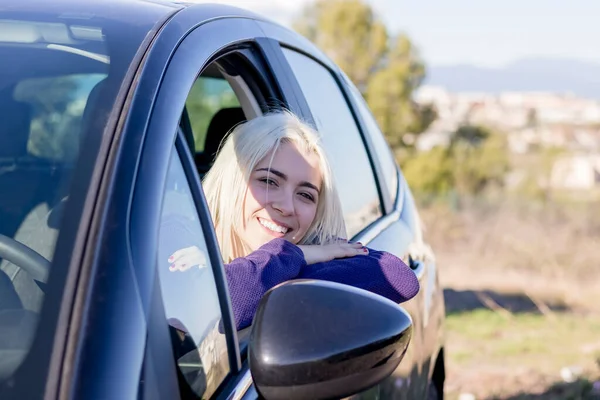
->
xmin=0 ymin=99 xmax=32 ymax=158
xmin=81 ymin=78 xmax=108 ymax=132
xmin=204 ymin=107 xmax=246 ymax=159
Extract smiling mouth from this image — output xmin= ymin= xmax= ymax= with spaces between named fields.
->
xmin=258 ymin=217 xmax=290 ymax=235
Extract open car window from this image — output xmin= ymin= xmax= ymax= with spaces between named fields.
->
xmin=186 ymin=76 xmax=241 ymax=153
xmin=184 ymin=54 xmax=264 ymax=176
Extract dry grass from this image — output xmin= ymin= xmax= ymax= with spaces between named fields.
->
xmin=419 ymin=196 xmax=600 ymax=399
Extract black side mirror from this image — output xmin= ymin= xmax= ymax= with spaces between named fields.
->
xmin=249 ymin=280 xmax=412 ymax=400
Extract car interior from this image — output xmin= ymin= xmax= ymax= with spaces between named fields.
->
xmin=0 ymin=38 xmax=112 ymax=378
xmin=0 ymin=62 xmax=108 ymax=299
xmin=181 ymin=57 xmax=265 ymax=177
xmin=0 ymin=51 xmax=261 ymax=308
xmin=0 ymin=40 xmax=263 ymax=381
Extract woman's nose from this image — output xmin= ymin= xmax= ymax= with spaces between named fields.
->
xmin=271 ymin=192 xmax=294 ymax=216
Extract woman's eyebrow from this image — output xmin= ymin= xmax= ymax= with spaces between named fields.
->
xmin=256 ymin=167 xmax=286 ymax=179
xmin=255 ymin=167 xmax=320 ymax=193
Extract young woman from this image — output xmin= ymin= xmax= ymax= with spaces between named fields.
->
xmin=168 ymin=110 xmax=419 ymax=330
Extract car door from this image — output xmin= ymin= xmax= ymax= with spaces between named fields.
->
xmin=124 ymin=13 xmax=305 ymax=400
xmin=262 ymin=38 xmax=432 ymax=399
xmin=46 ymin=9 xmax=293 ymax=399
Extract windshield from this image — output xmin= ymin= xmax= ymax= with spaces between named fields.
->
xmin=0 ymin=4 xmax=171 ymax=385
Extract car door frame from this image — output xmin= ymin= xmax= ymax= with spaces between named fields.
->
xmin=254 ymin=19 xmax=437 ymax=398
xmin=111 ymin=10 xmax=342 ymax=399
xmin=126 ymin=16 xmax=280 ymax=400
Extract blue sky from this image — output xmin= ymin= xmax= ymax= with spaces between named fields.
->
xmin=205 ymin=0 xmax=599 ymax=67
xmin=372 ymin=0 xmax=599 ymax=67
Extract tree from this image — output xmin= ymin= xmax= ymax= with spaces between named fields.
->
xmin=512 ymin=146 xmax=564 ymax=203
xmin=410 ymin=103 xmax=437 ymax=136
xmin=452 ymin=124 xmax=491 ymax=147
xmin=401 ymin=146 xmax=453 ymax=195
xmin=366 ymin=34 xmax=426 ymax=148
xmin=294 ymin=0 xmax=387 ymax=92
xmin=451 ymin=126 xmax=510 ymax=195
xmin=293 ymin=0 xmax=428 ymax=148
xmin=403 ymin=124 xmax=510 ymax=198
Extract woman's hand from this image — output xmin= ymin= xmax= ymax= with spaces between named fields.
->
xmin=297 ymin=240 xmax=368 ymax=265
xmin=168 ymin=246 xmax=208 ymax=272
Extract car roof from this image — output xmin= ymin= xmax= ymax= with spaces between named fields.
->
xmin=0 ymin=2 xmax=175 ymax=43
xmin=0 ymin=0 xmax=282 ymax=46
xmin=0 ymin=0 xmax=274 ymax=25
xmin=1 ymin=0 xmax=336 ymax=80
xmin=1 ymin=0 xmax=183 ymax=14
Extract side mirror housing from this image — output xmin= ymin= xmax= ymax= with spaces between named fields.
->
xmin=249 ymin=280 xmax=412 ymax=400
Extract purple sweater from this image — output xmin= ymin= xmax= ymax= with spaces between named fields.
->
xmin=224 ymin=238 xmax=420 ymax=330
xmin=159 ymin=215 xmax=419 ymax=331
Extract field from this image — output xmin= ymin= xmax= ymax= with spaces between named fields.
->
xmin=419 ymin=196 xmax=600 ymax=399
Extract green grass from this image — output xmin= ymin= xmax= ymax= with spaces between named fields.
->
xmin=445 ymin=310 xmax=600 ymax=399
xmin=418 ymin=196 xmax=600 ymax=398
xmin=488 ymin=379 xmax=597 ymax=400
xmin=447 ymin=310 xmax=600 ymax=370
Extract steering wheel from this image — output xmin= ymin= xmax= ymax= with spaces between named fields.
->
xmin=0 ymin=235 xmax=49 ymax=379
xmin=0 ymin=234 xmax=50 ymax=284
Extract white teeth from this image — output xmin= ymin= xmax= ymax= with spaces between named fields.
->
xmin=259 ymin=218 xmax=288 ymax=234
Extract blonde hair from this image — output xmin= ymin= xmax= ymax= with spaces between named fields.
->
xmin=202 ymin=110 xmax=347 ymax=262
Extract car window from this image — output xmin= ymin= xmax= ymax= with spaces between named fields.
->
xmin=186 ymin=76 xmax=241 ymax=152
xmin=156 ymin=147 xmax=230 ymax=398
xmin=186 ymin=61 xmax=259 ymax=177
xmin=282 ymin=49 xmax=382 ymax=237
xmin=347 ymin=83 xmax=399 ymax=206
xmin=0 ymin=11 xmax=155 ymax=383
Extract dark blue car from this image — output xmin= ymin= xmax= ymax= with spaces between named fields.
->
xmin=0 ymin=1 xmax=446 ymax=398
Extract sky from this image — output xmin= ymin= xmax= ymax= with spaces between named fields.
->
xmin=199 ymin=0 xmax=599 ymax=68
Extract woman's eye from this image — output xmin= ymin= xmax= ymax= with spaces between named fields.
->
xmin=299 ymin=192 xmax=315 ymax=202
xmin=259 ymin=178 xmax=277 ymax=186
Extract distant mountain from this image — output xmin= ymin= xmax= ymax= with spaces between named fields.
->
xmin=424 ymin=58 xmax=600 ymax=99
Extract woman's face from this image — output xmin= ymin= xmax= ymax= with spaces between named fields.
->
xmin=239 ymin=141 xmax=322 ymax=251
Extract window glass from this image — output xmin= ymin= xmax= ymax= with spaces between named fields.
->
xmin=347 ymin=83 xmax=399 ymax=205
xmin=14 ymin=74 xmax=107 ymax=163
xmin=2 ymin=73 xmax=107 ymax=267
xmin=283 ymin=49 xmax=382 ymax=236
xmin=186 ymin=76 xmax=240 ymax=152
xmin=157 ymin=148 xmax=229 ymax=398
xmin=0 ymin=37 xmax=111 ymax=381
xmin=0 ymin=7 xmax=173 ymax=391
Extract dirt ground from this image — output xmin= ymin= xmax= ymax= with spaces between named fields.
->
xmin=420 ymin=198 xmax=600 ymax=399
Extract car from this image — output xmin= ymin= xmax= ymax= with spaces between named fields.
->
xmin=0 ymin=0 xmax=446 ymax=399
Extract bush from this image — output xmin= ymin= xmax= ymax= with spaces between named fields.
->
xmin=402 ymin=125 xmax=510 ymax=198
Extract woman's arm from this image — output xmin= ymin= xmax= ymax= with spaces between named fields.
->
xmin=223 ymin=240 xmax=367 ymax=330
xmin=298 ymin=248 xmax=420 ymax=304
xmin=224 ymin=241 xmax=419 ymax=330
xmin=223 ymin=239 xmax=307 ymax=330
xmin=167 ymin=231 xmax=419 ymax=330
